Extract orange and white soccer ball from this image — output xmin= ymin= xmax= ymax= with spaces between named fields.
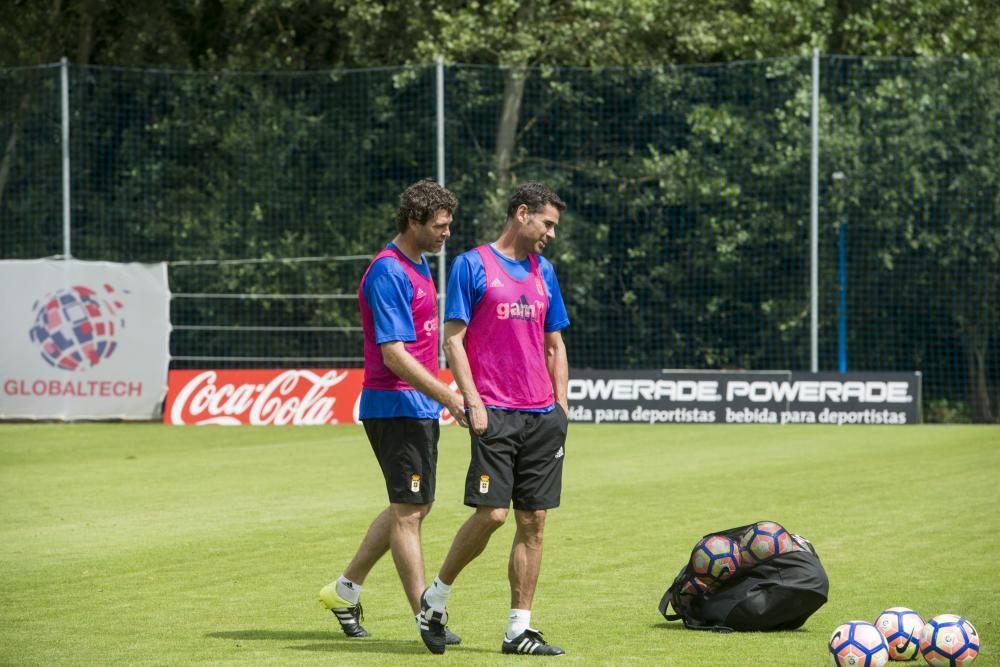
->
xmin=739 ymin=521 xmax=796 ymax=567
xmin=874 ymin=607 xmax=924 ymax=661
xmin=689 ymin=534 xmax=741 ymax=583
xmin=829 ymin=621 xmax=890 ymax=667
xmin=919 ymin=614 xmax=979 ymax=666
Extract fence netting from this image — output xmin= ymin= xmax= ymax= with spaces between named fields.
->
xmin=1 ymin=57 xmax=997 ymax=422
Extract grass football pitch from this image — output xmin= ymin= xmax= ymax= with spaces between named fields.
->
xmin=1 ymin=423 xmax=998 ymax=666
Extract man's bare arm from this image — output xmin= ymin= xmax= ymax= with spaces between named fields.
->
xmin=381 ymin=341 xmax=467 ymax=427
xmin=544 ymin=330 xmax=569 ymax=415
xmin=442 ymin=320 xmax=487 ymax=434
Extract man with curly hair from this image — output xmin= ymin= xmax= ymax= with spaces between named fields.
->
xmin=320 ymin=179 xmax=467 ymax=646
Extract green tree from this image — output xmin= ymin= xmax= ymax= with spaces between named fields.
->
xmin=823 ymin=57 xmax=1000 ymax=421
xmin=3 ymin=1 xmax=999 ymax=417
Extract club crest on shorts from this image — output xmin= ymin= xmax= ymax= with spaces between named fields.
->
xmin=479 ymin=474 xmax=490 ymax=493
xmin=410 ymin=473 xmax=421 ymax=492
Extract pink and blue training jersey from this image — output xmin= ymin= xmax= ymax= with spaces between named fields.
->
xmin=358 ymin=243 xmax=441 ymax=419
xmin=445 ymin=244 xmax=569 ymax=412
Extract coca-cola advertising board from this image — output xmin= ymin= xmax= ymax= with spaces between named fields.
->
xmin=165 ymin=368 xmax=460 ymax=426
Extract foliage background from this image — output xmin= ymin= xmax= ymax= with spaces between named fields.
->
xmin=1 ymin=1 xmax=998 ymax=422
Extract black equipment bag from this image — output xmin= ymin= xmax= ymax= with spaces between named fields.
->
xmin=658 ymin=523 xmax=829 ymax=632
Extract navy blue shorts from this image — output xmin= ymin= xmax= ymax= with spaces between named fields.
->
xmin=463 ymin=406 xmax=568 ymax=511
xmin=363 ymin=417 xmax=439 ymax=504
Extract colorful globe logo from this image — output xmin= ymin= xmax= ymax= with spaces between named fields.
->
xmin=29 ymin=284 xmax=126 ymax=371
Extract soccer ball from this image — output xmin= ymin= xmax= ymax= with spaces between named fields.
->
xmin=690 ymin=534 xmax=741 ymax=583
xmin=874 ymin=607 xmax=924 ymax=661
xmin=739 ymin=521 xmax=796 ymax=567
xmin=829 ymin=621 xmax=890 ymax=667
xmin=675 ymin=574 xmax=713 ymax=611
xmin=919 ymin=614 xmax=979 ymax=666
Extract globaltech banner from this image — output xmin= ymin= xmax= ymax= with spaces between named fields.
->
xmin=0 ymin=259 xmax=171 ymax=420
xmin=566 ymin=370 xmax=922 ymax=425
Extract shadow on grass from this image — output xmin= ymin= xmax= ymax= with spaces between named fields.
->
xmin=208 ymin=630 xmax=333 ymax=641
xmin=649 ymin=622 xmax=813 ymax=634
xmin=289 ymin=641 xmax=492 ymax=655
xmin=206 ymin=631 xmax=494 ymax=655
xmin=649 ymin=622 xmax=693 ymax=633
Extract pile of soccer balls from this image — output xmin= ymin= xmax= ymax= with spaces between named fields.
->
xmin=672 ymin=521 xmax=982 ymax=667
xmin=677 ymin=520 xmax=805 ymax=607
xmin=829 ymin=609 xmax=980 ymax=666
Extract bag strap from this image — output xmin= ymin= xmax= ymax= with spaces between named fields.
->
xmin=658 ymin=587 xmax=684 ymax=621
xmin=682 ymin=619 xmax=736 ymax=633
xmin=661 ymin=578 xmax=736 ymax=633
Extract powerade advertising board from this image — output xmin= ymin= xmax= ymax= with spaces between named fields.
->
xmin=566 ymin=370 xmax=921 ymax=425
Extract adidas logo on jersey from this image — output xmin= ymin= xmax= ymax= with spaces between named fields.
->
xmin=490 ymin=277 xmax=505 ymax=288
xmin=554 ymin=446 xmax=564 ymax=459
xmin=416 ymin=287 xmax=427 ymax=298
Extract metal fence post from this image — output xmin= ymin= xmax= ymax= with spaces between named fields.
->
xmin=833 ymin=171 xmax=848 ymax=372
xmin=435 ymin=57 xmax=446 ymax=368
xmin=810 ymin=49 xmax=820 ymax=372
xmin=60 ymin=57 xmax=72 ymax=259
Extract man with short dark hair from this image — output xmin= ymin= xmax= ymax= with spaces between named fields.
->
xmin=418 ymin=182 xmax=571 ymax=656
xmin=320 ymin=179 xmax=466 ymax=647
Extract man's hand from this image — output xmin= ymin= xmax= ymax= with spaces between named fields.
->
xmin=467 ymin=402 xmax=488 ymax=435
xmin=444 ymin=393 xmax=468 ymax=428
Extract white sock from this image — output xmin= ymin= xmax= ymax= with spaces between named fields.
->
xmin=424 ymin=576 xmax=452 ymax=610
xmin=506 ymin=608 xmax=531 ymax=639
xmin=336 ymin=575 xmax=361 ymax=605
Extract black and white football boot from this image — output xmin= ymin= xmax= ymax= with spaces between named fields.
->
xmin=501 ymin=627 xmax=565 ymax=656
xmin=417 ymin=588 xmax=449 ymax=654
